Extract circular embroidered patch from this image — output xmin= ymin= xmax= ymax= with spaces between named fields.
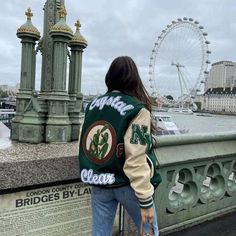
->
xmin=82 ymin=121 xmax=117 ymax=164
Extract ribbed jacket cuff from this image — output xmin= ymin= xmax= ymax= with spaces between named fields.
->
xmin=139 ymin=197 xmax=153 ymax=209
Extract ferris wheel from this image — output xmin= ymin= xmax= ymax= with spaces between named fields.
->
xmin=149 ymin=17 xmax=211 ymax=106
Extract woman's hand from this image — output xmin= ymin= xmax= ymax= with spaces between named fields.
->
xmin=141 ymin=207 xmax=154 ymax=224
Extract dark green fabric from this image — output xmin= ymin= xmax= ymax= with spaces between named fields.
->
xmin=79 ymin=91 xmax=161 ymax=189
xmin=147 ymin=142 xmax=162 ymax=189
xmin=79 ymin=92 xmax=144 ymax=187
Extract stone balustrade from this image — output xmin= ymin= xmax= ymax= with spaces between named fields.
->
xmin=1 ymin=131 xmax=236 ymax=235
xmin=153 ymin=132 xmax=236 ymax=235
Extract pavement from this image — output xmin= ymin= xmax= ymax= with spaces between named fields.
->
xmin=167 ymin=211 xmax=236 ymax=236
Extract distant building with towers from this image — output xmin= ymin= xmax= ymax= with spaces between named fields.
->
xmin=202 ymin=61 xmax=236 ymax=113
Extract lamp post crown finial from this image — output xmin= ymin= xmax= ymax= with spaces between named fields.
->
xmin=25 ymin=8 xmax=33 ymax=20
xmin=75 ymin=20 xmax=81 ymax=30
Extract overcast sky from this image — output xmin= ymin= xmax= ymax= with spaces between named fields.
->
xmin=0 ymin=0 xmax=236 ymax=96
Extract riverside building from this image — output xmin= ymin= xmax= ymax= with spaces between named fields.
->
xmin=202 ymin=61 xmax=236 ymax=113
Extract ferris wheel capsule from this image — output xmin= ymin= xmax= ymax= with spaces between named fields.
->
xmin=205 ymin=41 xmax=210 ymax=44
xmin=203 ymin=32 xmax=208 ymax=36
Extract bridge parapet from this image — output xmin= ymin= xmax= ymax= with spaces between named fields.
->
xmin=154 ymin=132 xmax=236 ymax=235
xmin=1 ymin=131 xmax=236 ymax=235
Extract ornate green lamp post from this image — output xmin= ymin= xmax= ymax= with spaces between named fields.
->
xmin=45 ymin=6 xmax=73 ymax=142
xmin=11 ymin=0 xmax=87 ymax=143
xmin=11 ymin=8 xmax=42 ymax=142
xmin=40 ymin=0 xmax=65 ymax=93
xmin=68 ymin=20 xmax=87 ymax=140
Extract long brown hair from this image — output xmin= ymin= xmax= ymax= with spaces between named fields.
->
xmin=105 ymin=56 xmax=156 ymax=132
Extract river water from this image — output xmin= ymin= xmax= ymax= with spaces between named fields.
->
xmin=159 ymin=112 xmax=236 ymax=134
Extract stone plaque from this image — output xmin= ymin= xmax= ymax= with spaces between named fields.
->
xmin=0 ymin=182 xmax=91 ymax=236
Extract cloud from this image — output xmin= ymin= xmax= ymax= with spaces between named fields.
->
xmin=0 ymin=0 xmax=235 ymax=97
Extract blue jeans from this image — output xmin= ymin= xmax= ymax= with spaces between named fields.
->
xmin=91 ymin=185 xmax=159 ymax=236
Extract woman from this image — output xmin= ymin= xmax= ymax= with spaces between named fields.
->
xmin=79 ymin=56 xmax=161 ymax=235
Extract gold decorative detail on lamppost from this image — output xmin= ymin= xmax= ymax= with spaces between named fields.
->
xmin=70 ymin=19 xmax=87 ymax=46
xmin=25 ymin=8 xmax=33 ymax=20
xmin=75 ymin=20 xmax=81 ymax=29
xmin=58 ymin=5 xmax=67 ymax=18
xmin=17 ymin=8 xmax=40 ymax=38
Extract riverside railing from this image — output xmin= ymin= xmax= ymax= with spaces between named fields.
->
xmin=153 ymin=132 xmax=236 ymax=235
